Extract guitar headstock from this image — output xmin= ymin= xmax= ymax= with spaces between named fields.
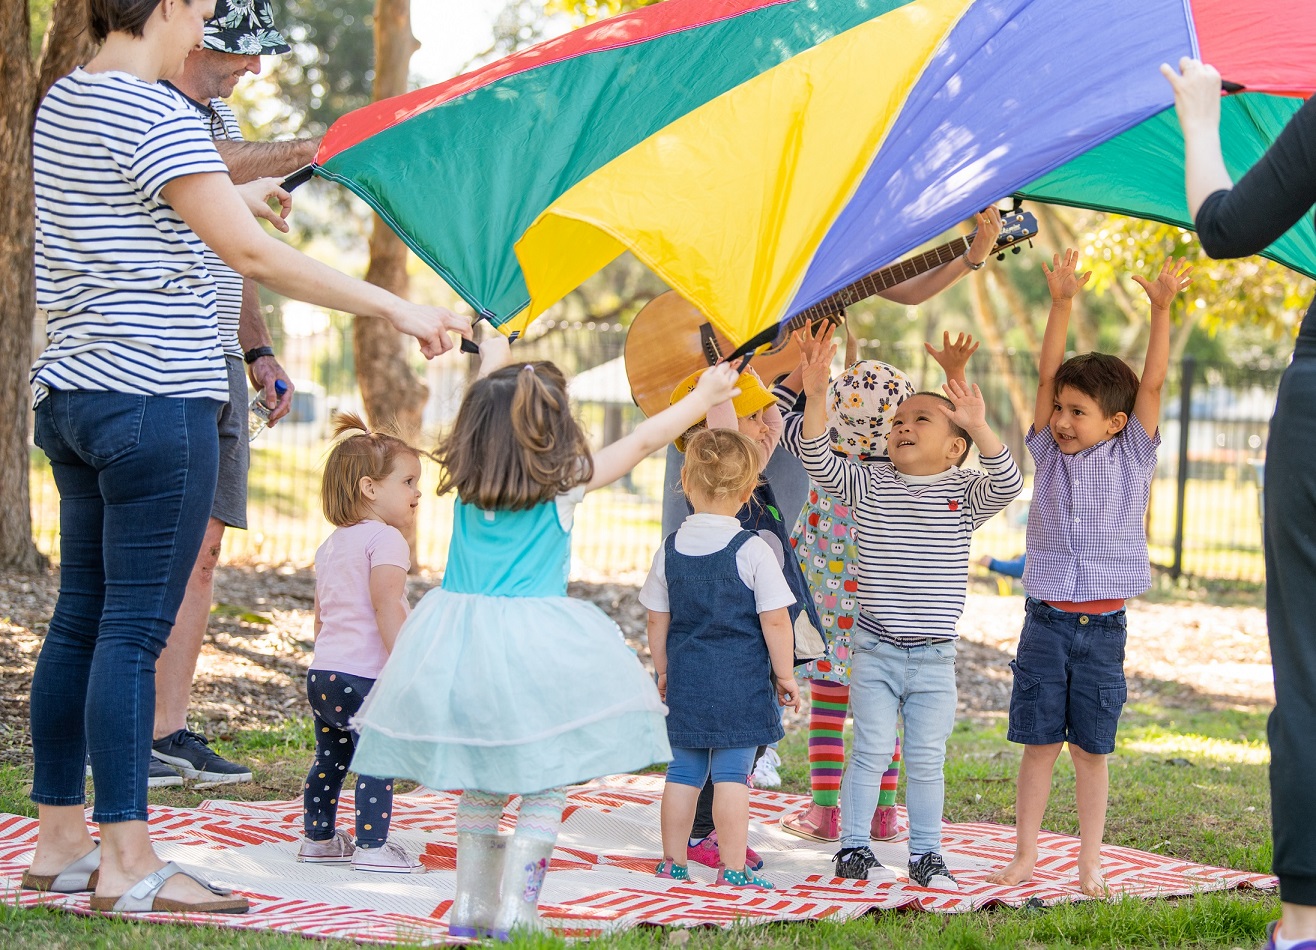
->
xmin=988 ymin=209 xmax=1039 ymax=259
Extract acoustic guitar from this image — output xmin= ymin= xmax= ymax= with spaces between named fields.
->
xmin=624 ymin=210 xmax=1038 ymax=417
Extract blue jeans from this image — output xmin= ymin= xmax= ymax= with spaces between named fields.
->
xmin=31 ymin=391 xmax=220 ymax=822
xmin=840 ymin=634 xmax=957 ymax=855
xmin=666 ymin=746 xmax=757 ymax=789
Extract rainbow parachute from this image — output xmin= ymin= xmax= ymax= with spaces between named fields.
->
xmin=313 ymin=0 xmax=1316 ymax=345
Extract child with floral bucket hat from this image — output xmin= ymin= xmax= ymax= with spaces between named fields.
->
xmin=777 ymin=332 xmax=979 ymax=844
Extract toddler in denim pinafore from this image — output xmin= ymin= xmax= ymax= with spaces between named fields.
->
xmin=640 ymin=429 xmax=802 ymax=888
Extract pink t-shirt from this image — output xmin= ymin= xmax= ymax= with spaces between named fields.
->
xmin=312 ymin=521 xmax=411 ymax=679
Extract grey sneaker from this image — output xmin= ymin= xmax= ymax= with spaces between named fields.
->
xmin=352 ymin=841 xmax=424 ymax=874
xmin=152 ymin=729 xmax=252 ymax=785
xmin=298 ymin=829 xmax=355 ymax=864
xmin=908 ymin=851 xmax=959 ymax=890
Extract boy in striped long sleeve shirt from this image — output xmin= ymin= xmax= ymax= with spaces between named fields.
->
xmin=794 ymin=335 xmax=1023 ymax=889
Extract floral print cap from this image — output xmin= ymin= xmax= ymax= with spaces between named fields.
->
xmin=203 ymin=0 xmax=291 ymax=55
xmin=826 ymin=360 xmax=915 ymax=459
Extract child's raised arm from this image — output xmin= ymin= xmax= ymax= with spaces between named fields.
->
xmin=586 ymin=363 xmax=739 ymax=492
xmin=798 ymin=329 xmax=839 ymax=441
xmin=369 ymin=564 xmax=409 ymax=654
xmin=1035 ymin=249 xmax=1091 ymax=434
xmin=925 ymin=331 xmax=979 ymax=385
xmin=1130 ymin=257 xmax=1192 ymax=436
xmin=476 ymin=333 xmax=513 ymax=378
xmin=941 ymin=378 xmax=1004 ymax=459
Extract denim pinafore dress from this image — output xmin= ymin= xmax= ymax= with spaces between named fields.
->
xmin=663 ymin=530 xmax=785 ymax=750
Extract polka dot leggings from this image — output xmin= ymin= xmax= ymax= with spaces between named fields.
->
xmin=303 ymin=669 xmax=394 ymax=849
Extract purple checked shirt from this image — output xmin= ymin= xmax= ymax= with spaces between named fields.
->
xmin=1023 ymin=415 xmax=1160 ymax=602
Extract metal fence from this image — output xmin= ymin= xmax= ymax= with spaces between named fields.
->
xmin=27 ymin=314 xmax=1283 ymax=586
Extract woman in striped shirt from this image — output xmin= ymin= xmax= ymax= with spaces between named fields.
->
xmin=22 ymin=0 xmax=469 ymax=915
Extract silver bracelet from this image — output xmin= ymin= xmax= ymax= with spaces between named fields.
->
xmin=964 ymin=252 xmax=985 ymax=271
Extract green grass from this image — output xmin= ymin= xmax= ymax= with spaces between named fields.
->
xmin=0 ymin=704 xmax=1278 ymax=948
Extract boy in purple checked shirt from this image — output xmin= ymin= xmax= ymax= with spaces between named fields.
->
xmin=987 ymin=248 xmax=1191 ymax=896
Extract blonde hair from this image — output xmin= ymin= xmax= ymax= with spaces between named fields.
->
xmin=321 ymin=413 xmax=423 ymax=527
xmin=433 ymin=361 xmax=594 ymax=511
xmin=680 ymin=429 xmax=761 ymax=505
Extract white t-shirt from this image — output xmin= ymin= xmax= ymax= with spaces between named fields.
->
xmin=31 ymin=69 xmax=229 ymax=407
xmin=638 ymin=513 xmax=796 ymax=614
xmin=313 ymin=521 xmax=411 ymax=679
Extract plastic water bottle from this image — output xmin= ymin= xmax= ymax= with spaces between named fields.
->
xmin=248 ymin=379 xmax=289 ymax=442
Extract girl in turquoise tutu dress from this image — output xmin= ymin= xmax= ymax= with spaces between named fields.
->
xmin=351 ymin=336 xmax=739 ymax=939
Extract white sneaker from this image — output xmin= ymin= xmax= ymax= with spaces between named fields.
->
xmin=750 ymin=748 xmax=782 ymax=789
xmin=351 ymin=841 xmax=425 ymax=874
xmin=298 ymin=829 xmax=354 ymax=864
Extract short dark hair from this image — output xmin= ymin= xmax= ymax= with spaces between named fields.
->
xmin=88 ymin=0 xmax=169 ymax=43
xmin=1053 ymin=352 xmax=1139 ymax=419
xmin=913 ymin=391 xmax=971 ymax=466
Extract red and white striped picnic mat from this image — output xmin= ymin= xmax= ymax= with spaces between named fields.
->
xmin=0 ymin=774 xmax=1274 ymax=944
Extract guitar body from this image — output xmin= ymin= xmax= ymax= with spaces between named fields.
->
xmin=625 ymin=291 xmax=819 ymax=417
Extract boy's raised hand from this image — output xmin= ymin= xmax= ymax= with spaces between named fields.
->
xmin=1132 ymin=257 xmax=1193 ymax=311
xmin=796 ymin=324 xmax=837 ymax=401
xmin=925 ymin=331 xmax=980 ymax=382
xmin=940 ymin=378 xmax=988 ymax=431
xmin=1042 ymin=248 xmax=1092 ymax=302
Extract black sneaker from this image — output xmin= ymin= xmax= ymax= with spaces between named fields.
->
xmin=907 ymin=851 xmax=959 ymax=890
xmin=152 ymin=729 xmax=252 ymax=785
xmin=87 ymin=754 xmax=184 ymax=788
xmin=833 ymin=846 xmax=885 ymax=880
xmin=148 ymin=757 xmax=184 ymax=788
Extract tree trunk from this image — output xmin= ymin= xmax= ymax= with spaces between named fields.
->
xmin=355 ymin=0 xmax=426 ymax=560
xmin=0 ymin=0 xmax=93 ymax=573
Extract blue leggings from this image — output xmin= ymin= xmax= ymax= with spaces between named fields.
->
xmin=303 ymin=670 xmax=394 ymax=848
xmin=666 ymin=746 xmax=757 ymax=789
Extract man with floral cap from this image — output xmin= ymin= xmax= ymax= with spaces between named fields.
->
xmin=149 ymin=0 xmax=319 ymax=788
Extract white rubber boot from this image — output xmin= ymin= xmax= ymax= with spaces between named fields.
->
xmin=490 ymin=834 xmax=555 ymax=940
xmin=448 ymin=832 xmax=506 ymax=939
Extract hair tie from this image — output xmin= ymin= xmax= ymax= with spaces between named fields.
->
xmin=522 ymin=364 xmax=535 ymax=375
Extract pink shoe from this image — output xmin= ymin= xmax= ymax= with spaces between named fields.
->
xmin=870 ymin=805 xmax=903 ymax=841
xmin=780 ymin=803 xmax=841 ymax=842
xmin=687 ymin=831 xmax=764 ymax=871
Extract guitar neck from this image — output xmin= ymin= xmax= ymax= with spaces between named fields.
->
xmin=786 ymin=235 xmax=971 ymax=331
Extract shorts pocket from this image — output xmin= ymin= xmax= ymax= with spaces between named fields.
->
xmin=1096 ymin=681 xmax=1128 ymax=743
xmin=1008 ymin=660 xmax=1042 ymax=734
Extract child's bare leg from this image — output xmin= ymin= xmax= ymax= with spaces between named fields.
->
xmin=659 ymin=782 xmax=701 ymax=866
xmin=1070 ymin=745 xmax=1110 ymax=895
xmin=987 ymin=742 xmax=1063 ymax=885
xmin=711 ymin=781 xmax=751 ymax=870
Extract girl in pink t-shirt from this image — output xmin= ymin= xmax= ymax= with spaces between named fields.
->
xmin=297 ymin=414 xmax=424 ymax=874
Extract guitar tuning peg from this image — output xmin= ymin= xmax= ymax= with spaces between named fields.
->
xmin=1012 ymin=246 xmax=1022 ymax=254
xmin=996 ymin=251 xmax=1006 ymax=261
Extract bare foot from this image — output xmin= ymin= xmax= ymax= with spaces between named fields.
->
xmin=28 ymin=836 xmax=97 ymax=878
xmin=986 ymin=855 xmax=1036 ymax=886
xmin=96 ymin=859 xmax=230 ymax=906
xmin=1078 ymin=860 xmax=1109 ymax=897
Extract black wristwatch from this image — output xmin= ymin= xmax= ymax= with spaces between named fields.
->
xmin=244 ymin=346 xmax=275 ymax=364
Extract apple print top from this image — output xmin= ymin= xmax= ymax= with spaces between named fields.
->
xmin=789 ymin=486 xmax=864 ymax=684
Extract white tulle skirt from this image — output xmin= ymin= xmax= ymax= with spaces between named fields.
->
xmin=351 ymin=587 xmax=671 ymax=794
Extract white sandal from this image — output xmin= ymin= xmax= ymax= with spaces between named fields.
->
xmin=21 ymin=844 xmax=100 ymax=892
xmin=88 ymin=862 xmax=249 ymax=914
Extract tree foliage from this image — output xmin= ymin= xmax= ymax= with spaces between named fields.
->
xmin=261 ymin=0 xmax=378 ymax=136
xmin=547 ymin=0 xmax=662 ymax=23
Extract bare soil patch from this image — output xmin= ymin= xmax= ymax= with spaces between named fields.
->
xmin=0 ymin=567 xmax=1272 ymax=766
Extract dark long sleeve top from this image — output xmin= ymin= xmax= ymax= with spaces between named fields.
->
xmin=1195 ymin=96 xmax=1316 ymax=258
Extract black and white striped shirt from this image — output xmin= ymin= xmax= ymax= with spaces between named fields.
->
xmin=796 ymin=429 xmax=1023 ymax=642
xmin=31 ymin=69 xmax=229 ymax=406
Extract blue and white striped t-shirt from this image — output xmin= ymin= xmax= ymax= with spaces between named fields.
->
xmin=796 ymin=430 xmax=1024 ymax=642
xmin=31 ymin=68 xmax=230 ymax=407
